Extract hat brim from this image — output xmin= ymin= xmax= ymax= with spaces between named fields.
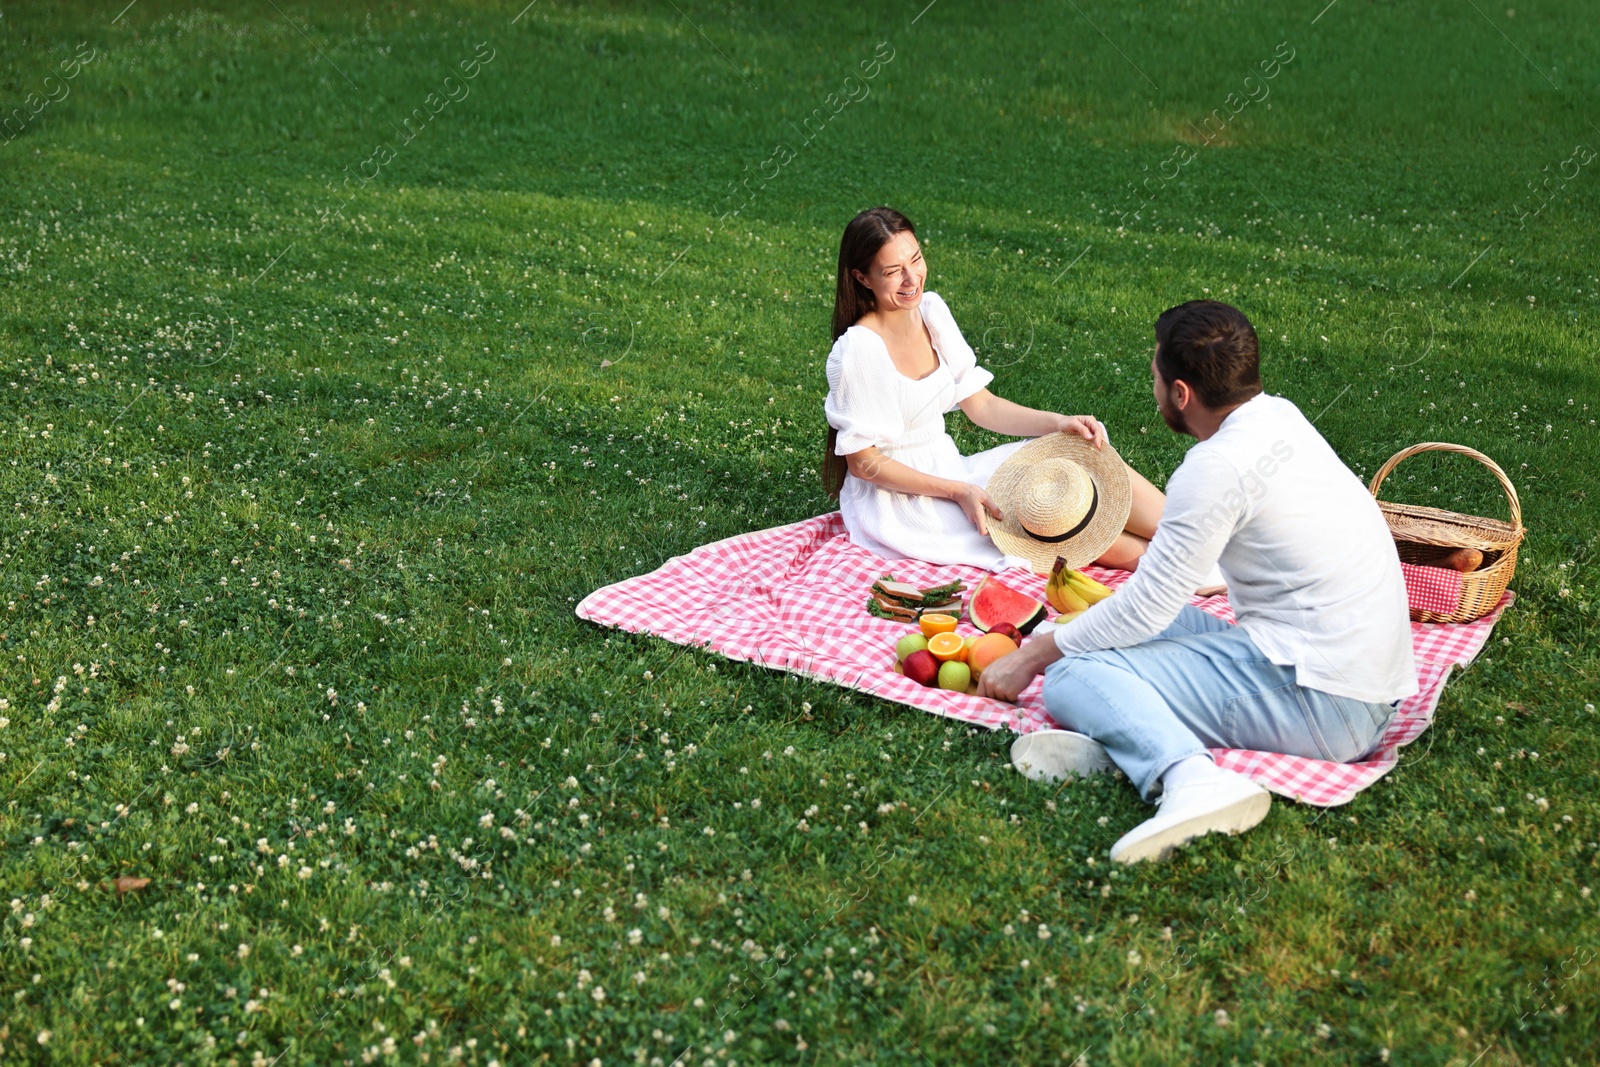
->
xmin=984 ymin=434 xmax=1134 ymax=574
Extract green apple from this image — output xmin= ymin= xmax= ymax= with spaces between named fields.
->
xmin=895 ymin=632 xmax=929 ymax=663
xmin=937 ymin=660 xmax=972 ymax=692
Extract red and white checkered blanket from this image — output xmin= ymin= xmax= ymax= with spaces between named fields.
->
xmin=576 ymin=513 xmax=1512 ymax=807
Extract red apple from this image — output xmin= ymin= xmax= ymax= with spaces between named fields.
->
xmin=902 ymin=649 xmax=940 ymax=688
xmin=990 ymin=622 xmax=1023 ymax=644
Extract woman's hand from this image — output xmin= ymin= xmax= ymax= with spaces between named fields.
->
xmin=946 ymin=481 xmax=1003 ymax=537
xmin=1055 ymin=414 xmax=1109 ymax=450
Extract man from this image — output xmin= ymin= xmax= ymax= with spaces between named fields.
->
xmin=977 ymin=300 xmax=1416 ymax=864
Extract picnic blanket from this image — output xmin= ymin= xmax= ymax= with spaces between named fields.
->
xmin=576 ymin=513 xmax=1512 ymax=807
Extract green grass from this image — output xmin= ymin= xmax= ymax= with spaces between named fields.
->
xmin=1 ymin=0 xmax=1597 ymax=1063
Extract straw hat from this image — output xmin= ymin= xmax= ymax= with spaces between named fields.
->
xmin=985 ymin=434 xmax=1133 ymax=574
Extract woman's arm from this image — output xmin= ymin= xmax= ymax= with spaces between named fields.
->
xmin=958 ymin=388 xmax=1108 ymax=448
xmin=844 ymin=447 xmax=1003 ymax=536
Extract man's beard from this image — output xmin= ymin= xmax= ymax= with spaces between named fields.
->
xmin=1157 ymin=391 xmax=1190 ymax=435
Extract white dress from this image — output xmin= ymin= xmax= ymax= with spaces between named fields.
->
xmin=825 ymin=291 xmax=1034 ymax=571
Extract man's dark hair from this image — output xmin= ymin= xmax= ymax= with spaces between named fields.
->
xmin=1153 ymin=300 xmax=1262 ymax=408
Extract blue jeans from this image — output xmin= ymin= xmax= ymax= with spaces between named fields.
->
xmin=1040 ymin=607 xmax=1397 ymax=801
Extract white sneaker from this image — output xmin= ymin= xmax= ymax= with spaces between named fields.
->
xmin=1010 ymin=729 xmax=1114 ymax=783
xmin=1109 ymin=768 xmax=1270 ymax=864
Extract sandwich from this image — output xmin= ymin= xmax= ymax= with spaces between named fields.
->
xmin=866 ymin=575 xmax=966 ymax=622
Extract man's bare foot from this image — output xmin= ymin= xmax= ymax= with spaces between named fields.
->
xmin=1194 ymin=584 xmax=1227 ymax=598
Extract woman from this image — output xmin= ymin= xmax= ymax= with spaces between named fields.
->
xmin=822 ymin=206 xmax=1167 ymax=572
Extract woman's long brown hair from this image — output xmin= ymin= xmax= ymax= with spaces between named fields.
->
xmin=822 ymin=207 xmax=917 ymax=499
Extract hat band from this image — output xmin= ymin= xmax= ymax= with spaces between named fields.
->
xmin=1024 ymin=484 xmax=1099 ymax=543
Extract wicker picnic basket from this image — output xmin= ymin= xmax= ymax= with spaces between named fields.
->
xmin=1368 ymin=442 xmax=1524 ymax=624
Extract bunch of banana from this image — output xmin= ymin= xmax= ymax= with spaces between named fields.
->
xmin=1044 ymin=556 xmax=1115 ymax=621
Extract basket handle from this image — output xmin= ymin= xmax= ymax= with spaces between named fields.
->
xmin=1368 ymin=442 xmax=1522 ymax=532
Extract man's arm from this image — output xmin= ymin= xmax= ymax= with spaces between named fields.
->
xmin=1052 ymin=450 xmax=1242 ymax=657
xmin=975 ymin=451 xmax=1243 ymax=703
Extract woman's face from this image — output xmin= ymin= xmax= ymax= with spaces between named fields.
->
xmin=853 ymin=231 xmax=927 ymax=314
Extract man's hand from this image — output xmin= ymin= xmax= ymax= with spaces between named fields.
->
xmin=976 ymin=639 xmax=1049 ymax=703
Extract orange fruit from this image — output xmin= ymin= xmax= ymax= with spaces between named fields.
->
xmin=966 ymin=633 xmax=1019 ymax=679
xmin=927 ymin=631 xmax=966 ymax=662
xmin=919 ymin=613 xmax=958 ymax=638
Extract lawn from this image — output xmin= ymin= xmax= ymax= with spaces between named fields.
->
xmin=1 ymin=0 xmax=1597 ymax=1063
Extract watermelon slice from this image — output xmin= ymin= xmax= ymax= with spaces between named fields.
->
xmin=968 ymin=576 xmax=1047 ymax=635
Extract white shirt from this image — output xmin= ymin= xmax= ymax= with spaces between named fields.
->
xmin=823 ymin=291 xmax=1032 ymax=570
xmin=1053 ymin=393 xmax=1417 ymax=705
xmin=825 ymin=292 xmax=994 ymax=455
